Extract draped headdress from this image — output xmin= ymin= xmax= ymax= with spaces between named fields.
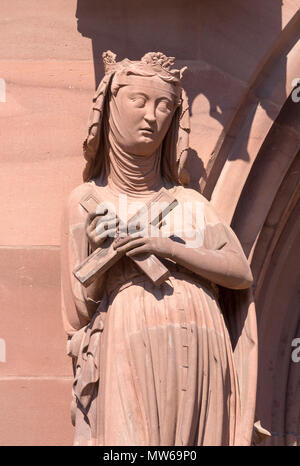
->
xmin=82 ymin=51 xmax=190 ymax=185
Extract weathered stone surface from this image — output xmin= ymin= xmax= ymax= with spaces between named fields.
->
xmin=0 ymin=62 xmax=93 ymax=245
xmin=0 ymin=377 xmax=73 ymax=446
xmin=0 ymin=247 xmax=71 ymax=377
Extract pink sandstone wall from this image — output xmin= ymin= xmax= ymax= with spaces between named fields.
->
xmin=0 ymin=0 xmax=299 ymax=445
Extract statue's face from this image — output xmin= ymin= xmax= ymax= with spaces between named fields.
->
xmin=110 ymin=75 xmax=177 ymax=156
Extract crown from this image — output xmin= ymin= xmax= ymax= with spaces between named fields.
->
xmin=102 ymin=50 xmax=187 ymax=81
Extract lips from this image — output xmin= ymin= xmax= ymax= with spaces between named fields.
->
xmin=140 ymin=127 xmax=154 ymax=133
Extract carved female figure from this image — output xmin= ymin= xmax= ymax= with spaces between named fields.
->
xmin=61 ymin=51 xmax=257 ymax=446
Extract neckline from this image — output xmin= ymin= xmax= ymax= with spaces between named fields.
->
xmin=89 ymin=178 xmax=178 ymax=200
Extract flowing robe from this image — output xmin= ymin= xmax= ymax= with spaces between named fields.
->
xmin=61 ymin=183 xmax=257 ymax=446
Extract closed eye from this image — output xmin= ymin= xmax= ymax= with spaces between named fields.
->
xmin=157 ymin=99 xmax=174 ymax=113
xmin=130 ymin=97 xmax=146 ymax=107
xmin=128 ymin=92 xmax=148 ymax=108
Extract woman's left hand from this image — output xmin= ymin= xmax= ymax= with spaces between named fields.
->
xmin=113 ymin=234 xmax=174 ymax=259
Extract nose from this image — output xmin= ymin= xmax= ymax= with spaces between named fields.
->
xmin=144 ymin=103 xmax=156 ymax=125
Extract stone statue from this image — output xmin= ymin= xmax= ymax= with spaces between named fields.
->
xmin=61 ymin=51 xmax=258 ymax=446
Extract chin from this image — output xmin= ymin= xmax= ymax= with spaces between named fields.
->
xmin=139 ymin=134 xmax=156 ymax=143
xmin=129 ymin=140 xmax=158 ymax=156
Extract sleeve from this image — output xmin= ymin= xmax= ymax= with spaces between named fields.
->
xmin=202 ymin=199 xmax=258 ymax=445
xmin=202 ymin=199 xmax=253 ymax=289
xmin=60 ymin=185 xmax=104 ymax=337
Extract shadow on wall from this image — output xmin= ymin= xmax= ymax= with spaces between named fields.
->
xmin=75 ymin=0 xmax=284 ymax=180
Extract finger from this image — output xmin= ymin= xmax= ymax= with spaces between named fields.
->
xmin=87 ymin=211 xmax=119 ymax=227
xmin=87 ymin=222 xmax=117 ymax=244
xmin=87 ymin=215 xmax=115 ymax=236
xmin=113 ymin=235 xmax=130 ymax=249
xmin=91 ymin=231 xmax=119 ymax=249
xmin=91 ymin=236 xmax=106 ymax=248
xmin=93 ymin=226 xmax=118 ymax=242
xmin=86 ymin=215 xmax=101 ymax=233
xmin=126 ymin=244 xmax=150 ymax=257
xmin=95 ymin=220 xmax=118 ymax=236
xmin=115 ymin=237 xmax=147 ymax=254
xmin=113 ymin=234 xmax=144 ymax=249
xmin=86 ymin=211 xmax=107 ymax=224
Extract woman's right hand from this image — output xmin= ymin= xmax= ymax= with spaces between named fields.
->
xmin=86 ymin=210 xmax=119 ymax=251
